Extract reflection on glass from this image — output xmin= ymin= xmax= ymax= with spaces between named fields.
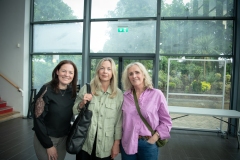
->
xmin=168 ymin=95 xmax=224 ymax=109
xmin=91 ymin=0 xmax=157 ymax=18
xmin=32 ymin=55 xmax=82 ymax=91
xmin=34 ymin=0 xmax=84 ymax=21
xmin=91 ymin=21 xmax=156 ymax=53
xmin=33 ymin=23 xmax=83 ymax=52
xmin=159 ymin=20 xmax=233 ymax=55
xmin=170 ymin=114 xmax=228 ymax=131
xmin=167 ymin=59 xmax=226 ymax=95
xmin=158 ymin=56 xmax=232 ymax=110
xmin=161 ymin=0 xmax=234 ymax=17
xmin=159 ymin=56 xmax=232 ymax=131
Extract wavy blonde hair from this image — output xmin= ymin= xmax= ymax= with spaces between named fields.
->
xmin=121 ymin=62 xmax=153 ymax=91
xmin=90 ymin=57 xmax=118 ymax=98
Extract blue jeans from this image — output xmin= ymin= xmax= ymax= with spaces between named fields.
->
xmin=120 ymin=139 xmax=159 ymax=160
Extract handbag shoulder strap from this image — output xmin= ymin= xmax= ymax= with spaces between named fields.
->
xmin=133 ymin=89 xmax=155 ymax=135
xmin=39 ymin=86 xmax=47 ymax=98
xmin=85 ymin=83 xmax=91 ymax=108
xmin=86 ymin=83 xmax=91 ymax=94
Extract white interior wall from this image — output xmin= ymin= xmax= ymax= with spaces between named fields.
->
xmin=0 ymin=0 xmax=30 ymax=117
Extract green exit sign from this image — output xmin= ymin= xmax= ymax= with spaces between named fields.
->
xmin=118 ymin=27 xmax=128 ymax=32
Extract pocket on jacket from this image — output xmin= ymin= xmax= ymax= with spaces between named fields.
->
xmin=105 ymin=103 xmax=118 ymax=118
xmin=104 ymin=130 xmax=114 ymax=151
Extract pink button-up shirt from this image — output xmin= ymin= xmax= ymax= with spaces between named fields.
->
xmin=121 ymin=88 xmax=172 ymax=154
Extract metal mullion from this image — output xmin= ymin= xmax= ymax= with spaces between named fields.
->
xmin=89 ymin=53 xmax=155 ymax=57
xmin=30 ymin=53 xmax=82 ymax=55
xmin=90 ymin=17 xmax=157 ymax=22
xmin=31 ymin=19 xmax=84 ymax=25
xmin=161 ymin=17 xmax=234 ymax=21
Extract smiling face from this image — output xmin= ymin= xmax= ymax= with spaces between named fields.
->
xmin=128 ymin=64 xmax=145 ymax=88
xmin=56 ymin=63 xmax=75 ymax=88
xmin=98 ymin=60 xmax=113 ymax=83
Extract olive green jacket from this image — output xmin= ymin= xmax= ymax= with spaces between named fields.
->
xmin=73 ymin=84 xmax=123 ymax=158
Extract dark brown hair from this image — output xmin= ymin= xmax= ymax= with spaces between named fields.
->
xmin=50 ymin=60 xmax=78 ymax=98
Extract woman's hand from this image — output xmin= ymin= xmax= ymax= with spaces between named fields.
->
xmin=111 ymin=140 xmax=120 ymax=159
xmin=78 ymin=93 xmax=93 ymax=110
xmin=83 ymin=93 xmax=92 ymax=104
xmin=147 ymin=132 xmax=159 ymax=144
xmin=47 ymin=146 xmax=58 ymax=160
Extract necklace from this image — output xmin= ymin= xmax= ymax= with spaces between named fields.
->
xmin=60 ymin=89 xmax=66 ymax=96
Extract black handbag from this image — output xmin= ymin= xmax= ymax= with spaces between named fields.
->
xmin=66 ymin=83 xmax=92 ymax=154
xmin=133 ymin=89 xmax=168 ymax=147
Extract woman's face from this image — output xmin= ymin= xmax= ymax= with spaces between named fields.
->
xmin=128 ymin=64 xmax=145 ymax=88
xmin=56 ymin=63 xmax=75 ymax=87
xmin=98 ymin=60 xmax=113 ymax=83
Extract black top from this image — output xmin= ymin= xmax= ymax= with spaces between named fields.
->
xmin=32 ymin=84 xmax=74 ymax=148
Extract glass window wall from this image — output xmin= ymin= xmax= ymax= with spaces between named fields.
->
xmin=91 ymin=21 xmax=156 ymax=53
xmin=161 ymin=0 xmax=234 ymax=17
xmin=160 ymin=20 xmax=233 ymax=55
xmin=91 ymin=0 xmax=157 ymax=18
xmin=33 ymin=23 xmax=83 ymax=53
xmin=32 ymin=55 xmax=82 ymax=91
xmin=30 ymin=0 xmax=237 ymax=132
xmin=33 ymin=0 xmax=84 ymax=21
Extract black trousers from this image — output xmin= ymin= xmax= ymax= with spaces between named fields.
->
xmin=76 ymin=135 xmax=112 ymax=160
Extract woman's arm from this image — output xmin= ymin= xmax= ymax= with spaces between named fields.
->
xmin=155 ymin=92 xmax=172 ymax=140
xmin=72 ymin=84 xmax=93 ymax=115
xmin=113 ymin=91 xmax=123 ymax=140
xmin=72 ymin=85 xmax=86 ymax=115
xmin=33 ymin=85 xmax=53 ymax=148
xmin=111 ymin=140 xmax=120 ymax=159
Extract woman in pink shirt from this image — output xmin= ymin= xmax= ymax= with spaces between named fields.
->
xmin=120 ymin=62 xmax=172 ymax=160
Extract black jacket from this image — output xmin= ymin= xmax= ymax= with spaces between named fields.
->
xmin=32 ymin=84 xmax=74 ymax=148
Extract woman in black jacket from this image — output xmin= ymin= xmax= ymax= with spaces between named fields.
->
xmin=32 ymin=60 xmax=78 ymax=160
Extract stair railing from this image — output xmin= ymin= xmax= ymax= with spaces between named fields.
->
xmin=0 ymin=73 xmax=23 ymax=95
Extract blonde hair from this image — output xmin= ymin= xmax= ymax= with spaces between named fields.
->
xmin=90 ymin=57 xmax=118 ymax=98
xmin=121 ymin=62 xmax=153 ymax=91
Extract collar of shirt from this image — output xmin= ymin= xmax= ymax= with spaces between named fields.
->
xmin=123 ymin=88 xmax=152 ymax=96
xmin=97 ymin=86 xmax=112 ymax=95
xmin=123 ymin=89 xmax=132 ymax=95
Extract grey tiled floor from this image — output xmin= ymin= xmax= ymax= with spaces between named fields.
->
xmin=0 ymin=118 xmax=240 ymax=160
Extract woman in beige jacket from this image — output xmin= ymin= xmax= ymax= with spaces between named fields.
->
xmin=73 ymin=57 xmax=123 ymax=160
